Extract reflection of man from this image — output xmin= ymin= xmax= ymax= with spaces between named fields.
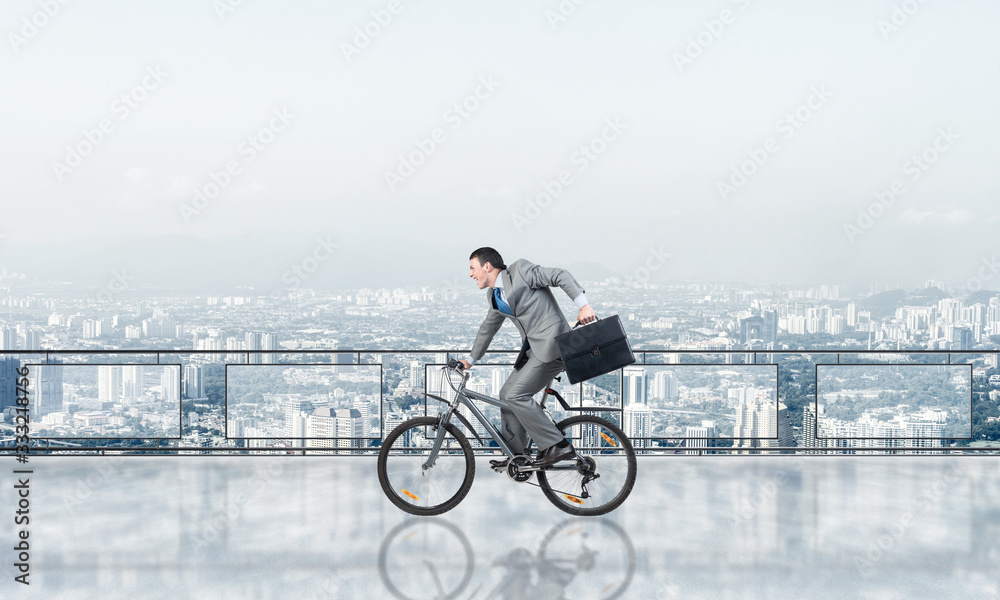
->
xmin=459 ymin=247 xmax=596 ymax=467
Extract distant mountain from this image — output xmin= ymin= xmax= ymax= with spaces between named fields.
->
xmin=909 ymin=286 xmax=948 ymax=305
xmin=857 ymin=289 xmax=906 ymax=319
xmin=965 ymin=289 xmax=999 ymax=306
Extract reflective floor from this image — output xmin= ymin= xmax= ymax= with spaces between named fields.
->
xmin=2 ymin=455 xmax=1000 ymax=599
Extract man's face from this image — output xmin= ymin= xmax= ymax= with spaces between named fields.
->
xmin=469 ymin=257 xmax=491 ymax=290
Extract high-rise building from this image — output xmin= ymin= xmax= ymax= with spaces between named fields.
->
xmin=409 ymin=360 xmax=421 ymax=388
xmin=261 ymin=333 xmax=278 ymax=364
xmin=98 ymin=366 xmax=121 ymax=405
xmin=491 ymin=367 xmax=510 ymax=397
xmin=733 ymin=394 xmax=794 ymax=454
xmin=284 ymin=396 xmax=314 ymax=438
xmin=304 ymin=407 xmax=363 ymax=454
xmin=0 ymin=357 xmax=20 ymax=411
xmin=651 ymin=371 xmax=678 ymax=402
xmin=161 ymin=368 xmax=180 ymax=401
xmin=801 ymin=403 xmax=826 ymax=453
xmin=18 ymin=329 xmax=40 ymax=350
xmin=353 ymin=396 xmax=372 ymax=437
xmin=0 ymin=326 xmax=16 ymax=351
xmin=183 ymin=365 xmax=205 ymax=399
xmin=122 ymin=366 xmax=144 ymax=399
xmin=622 ymin=367 xmax=647 ymax=405
xmin=685 ymin=420 xmax=718 ymax=450
xmin=740 ymin=316 xmax=765 ymax=344
xmin=305 ymin=407 xmax=337 ymax=453
xmin=336 ymin=408 xmax=364 ymax=453
xmin=623 ymin=402 xmax=651 ymax=448
xmin=951 ymin=326 xmax=973 ymax=350
xmin=34 ymin=362 xmax=63 ymax=417
xmin=246 ymin=332 xmax=263 ymax=363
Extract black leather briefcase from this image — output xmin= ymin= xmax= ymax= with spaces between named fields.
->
xmin=554 ymin=315 xmax=636 ymax=384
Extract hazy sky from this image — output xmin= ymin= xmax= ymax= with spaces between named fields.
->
xmin=2 ymin=0 xmax=998 ymax=291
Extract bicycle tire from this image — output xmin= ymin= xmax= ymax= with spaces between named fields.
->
xmin=537 ymin=415 xmax=637 ymax=516
xmin=378 ymin=416 xmax=476 ymax=516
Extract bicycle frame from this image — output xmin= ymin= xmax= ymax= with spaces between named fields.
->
xmin=422 ymin=365 xmax=562 ymax=469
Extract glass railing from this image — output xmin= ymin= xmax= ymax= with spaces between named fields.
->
xmin=1 ymin=349 xmax=996 ymax=454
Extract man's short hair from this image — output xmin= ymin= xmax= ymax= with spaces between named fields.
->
xmin=469 ymin=247 xmax=506 ymax=271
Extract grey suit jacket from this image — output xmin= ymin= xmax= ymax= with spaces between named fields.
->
xmin=470 ymin=259 xmax=586 ymax=364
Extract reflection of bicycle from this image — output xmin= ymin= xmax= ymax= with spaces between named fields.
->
xmin=378 ymin=519 xmax=475 ymax=600
xmin=487 ymin=519 xmax=636 ymax=600
xmin=377 ymin=517 xmax=636 ymax=600
xmin=377 ymin=360 xmax=637 ymax=516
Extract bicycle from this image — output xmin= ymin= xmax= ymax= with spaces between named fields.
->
xmin=377 ymin=359 xmax=637 ymax=516
xmin=376 ymin=517 xmax=636 ymax=600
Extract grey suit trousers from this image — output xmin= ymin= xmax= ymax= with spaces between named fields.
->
xmin=498 ymin=350 xmax=567 ymax=452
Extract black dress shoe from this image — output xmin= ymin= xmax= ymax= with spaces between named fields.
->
xmin=532 ymin=443 xmax=576 ymax=468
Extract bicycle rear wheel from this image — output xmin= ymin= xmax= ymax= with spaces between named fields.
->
xmin=537 ymin=415 xmax=637 ymax=516
xmin=378 ymin=416 xmax=475 ymax=516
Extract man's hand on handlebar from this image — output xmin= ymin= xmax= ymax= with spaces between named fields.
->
xmin=577 ymin=304 xmax=597 ymax=325
xmin=458 ymin=359 xmax=471 ymax=370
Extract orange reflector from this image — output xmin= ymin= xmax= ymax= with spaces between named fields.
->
xmin=564 ymin=494 xmax=584 ymax=504
xmin=402 ymin=489 xmax=419 ymax=501
xmin=600 ymin=432 xmax=617 ymax=447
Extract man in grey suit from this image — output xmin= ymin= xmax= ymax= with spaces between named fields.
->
xmin=458 ymin=247 xmax=596 ymax=468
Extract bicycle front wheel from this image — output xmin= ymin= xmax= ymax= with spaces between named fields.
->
xmin=378 ymin=416 xmax=475 ymax=516
xmin=537 ymin=415 xmax=637 ymax=516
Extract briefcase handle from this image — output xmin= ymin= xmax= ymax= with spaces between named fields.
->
xmin=573 ymin=315 xmax=600 ymax=329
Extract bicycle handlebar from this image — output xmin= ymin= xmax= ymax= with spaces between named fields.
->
xmin=447 ymin=358 xmax=464 ymax=371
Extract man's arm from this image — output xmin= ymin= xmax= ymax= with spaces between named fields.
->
xmin=518 ymin=260 xmax=585 ymax=300
xmin=518 ymin=260 xmax=596 ymax=324
xmin=466 ymin=309 xmax=504 ymax=368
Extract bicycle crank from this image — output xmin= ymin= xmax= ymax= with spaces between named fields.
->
xmin=506 ymin=455 xmax=534 ymax=483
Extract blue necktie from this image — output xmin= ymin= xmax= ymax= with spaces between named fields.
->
xmin=494 ymin=287 xmax=513 ymax=316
